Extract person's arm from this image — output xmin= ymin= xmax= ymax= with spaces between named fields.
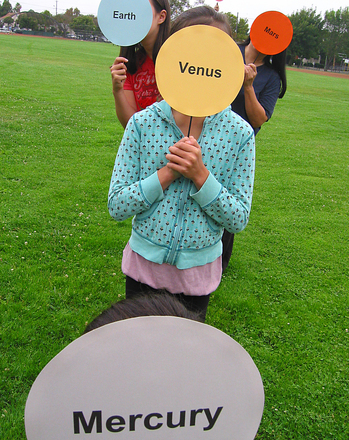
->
xmin=157 ymin=166 xmax=180 ymax=191
xmin=110 ymin=57 xmax=138 ymax=128
xmin=189 ymin=128 xmax=255 ymax=235
xmin=108 ymin=118 xmax=179 ymax=221
xmin=243 ymin=64 xmax=268 ymax=128
xmin=165 ymin=126 xmax=255 ymax=234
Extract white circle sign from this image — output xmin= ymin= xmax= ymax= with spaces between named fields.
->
xmin=97 ymin=0 xmax=153 ymax=46
xmin=25 ymin=316 xmax=264 ymax=439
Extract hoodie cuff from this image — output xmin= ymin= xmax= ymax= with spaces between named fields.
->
xmin=190 ymin=172 xmax=222 ymax=207
xmin=139 ymin=171 xmax=164 ymax=205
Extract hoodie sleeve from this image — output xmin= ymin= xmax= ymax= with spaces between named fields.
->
xmin=108 ymin=116 xmax=164 ymax=222
xmin=190 ymin=127 xmax=255 ymax=234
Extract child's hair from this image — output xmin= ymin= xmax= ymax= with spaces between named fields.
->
xmin=120 ymin=0 xmax=171 ymax=74
xmin=241 ymin=36 xmax=287 ymax=98
xmin=170 ymin=5 xmax=232 ymax=37
xmin=84 ymin=293 xmax=201 ymax=333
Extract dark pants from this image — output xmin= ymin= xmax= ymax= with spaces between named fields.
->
xmin=125 ymin=276 xmax=210 ymax=322
xmin=222 ymin=230 xmax=235 ymax=272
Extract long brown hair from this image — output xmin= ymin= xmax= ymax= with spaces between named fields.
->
xmin=120 ymin=0 xmax=171 ymax=74
xmin=241 ymin=36 xmax=287 ymax=98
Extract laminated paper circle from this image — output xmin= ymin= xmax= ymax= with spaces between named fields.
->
xmin=97 ymin=0 xmax=153 ymax=46
xmin=25 ymin=316 xmax=264 ymax=440
xmin=155 ymin=25 xmax=244 ymax=117
xmin=250 ymin=11 xmax=293 ymax=55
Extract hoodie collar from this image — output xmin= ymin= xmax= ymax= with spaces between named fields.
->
xmin=152 ymin=100 xmax=225 ymax=129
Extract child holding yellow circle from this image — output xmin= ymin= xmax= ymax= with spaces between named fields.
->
xmin=108 ymin=6 xmax=255 ymax=321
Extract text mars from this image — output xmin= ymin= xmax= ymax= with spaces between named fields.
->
xmin=73 ymin=407 xmax=223 ymax=434
xmin=264 ymin=26 xmax=279 ymax=39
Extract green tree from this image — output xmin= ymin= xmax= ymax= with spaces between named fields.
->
xmin=54 ymin=7 xmax=80 ymax=26
xmin=3 ymin=15 xmax=13 ymax=24
xmin=170 ymin=0 xmax=190 ymax=19
xmin=18 ymin=12 xmax=38 ymax=30
xmin=65 ymin=7 xmax=80 ymax=20
xmin=13 ymin=2 xmax=20 ymax=12
xmin=35 ymin=11 xmax=55 ymax=30
xmin=92 ymin=15 xmax=100 ymax=33
xmin=54 ymin=13 xmax=67 ymax=25
xmin=0 ymin=0 xmax=12 ymax=16
xmin=70 ymin=14 xmax=95 ymax=39
xmin=323 ymin=7 xmax=349 ymax=68
xmin=225 ymin=12 xmax=249 ymax=42
xmin=288 ymin=8 xmax=324 ymax=63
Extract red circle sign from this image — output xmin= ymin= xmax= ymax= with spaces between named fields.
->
xmin=250 ymin=11 xmax=293 ymax=55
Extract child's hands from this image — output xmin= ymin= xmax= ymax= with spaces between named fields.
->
xmin=157 ymin=166 xmax=180 ymax=191
xmin=243 ymin=63 xmax=257 ymax=88
xmin=166 ymin=136 xmax=209 ymax=189
xmin=110 ymin=57 xmax=128 ymax=95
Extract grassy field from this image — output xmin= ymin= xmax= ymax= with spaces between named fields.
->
xmin=1 ymin=34 xmax=348 ymax=439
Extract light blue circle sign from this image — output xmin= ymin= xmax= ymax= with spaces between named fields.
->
xmin=97 ymin=0 xmax=153 ymax=46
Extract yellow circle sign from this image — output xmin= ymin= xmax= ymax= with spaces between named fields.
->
xmin=155 ymin=25 xmax=244 ymax=117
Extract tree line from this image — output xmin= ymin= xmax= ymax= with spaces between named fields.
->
xmin=288 ymin=7 xmax=349 ymax=70
xmin=1 ymin=0 xmax=348 ymax=69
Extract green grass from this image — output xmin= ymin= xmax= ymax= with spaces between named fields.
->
xmin=1 ymin=34 xmax=349 ymax=439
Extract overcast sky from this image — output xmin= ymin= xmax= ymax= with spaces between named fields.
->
xmin=17 ymin=0 xmax=348 ymax=25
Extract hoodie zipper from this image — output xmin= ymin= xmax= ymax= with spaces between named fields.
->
xmin=166 ymin=179 xmax=191 ymax=265
xmin=164 ymin=114 xmax=211 ymax=266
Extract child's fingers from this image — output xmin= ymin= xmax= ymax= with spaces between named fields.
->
xmin=166 ymin=152 xmax=186 ymax=165
xmin=110 ymin=62 xmax=127 ymax=73
xmin=175 ymin=136 xmax=198 ymax=147
xmin=111 ymin=69 xmax=127 ymax=79
xmin=112 ymin=56 xmax=128 ymax=65
xmin=186 ymin=135 xmax=199 ymax=146
xmin=170 ymin=140 xmax=199 ymax=155
xmin=169 ymin=145 xmax=190 ymax=157
xmin=111 ymin=72 xmax=127 ymax=86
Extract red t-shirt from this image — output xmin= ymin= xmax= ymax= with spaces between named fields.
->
xmin=123 ymin=56 xmax=160 ymax=111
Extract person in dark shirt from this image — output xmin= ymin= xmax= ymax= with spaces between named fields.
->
xmin=222 ymin=36 xmax=287 ymax=271
xmin=231 ymin=36 xmax=287 ymax=135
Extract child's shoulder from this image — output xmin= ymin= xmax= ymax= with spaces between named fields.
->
xmin=214 ymin=107 xmax=254 ymax=137
xmin=133 ymin=100 xmax=171 ymax=121
xmin=127 ymin=101 xmax=172 ymax=135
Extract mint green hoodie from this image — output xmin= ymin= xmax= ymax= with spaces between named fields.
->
xmin=108 ymin=100 xmax=255 ymax=269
